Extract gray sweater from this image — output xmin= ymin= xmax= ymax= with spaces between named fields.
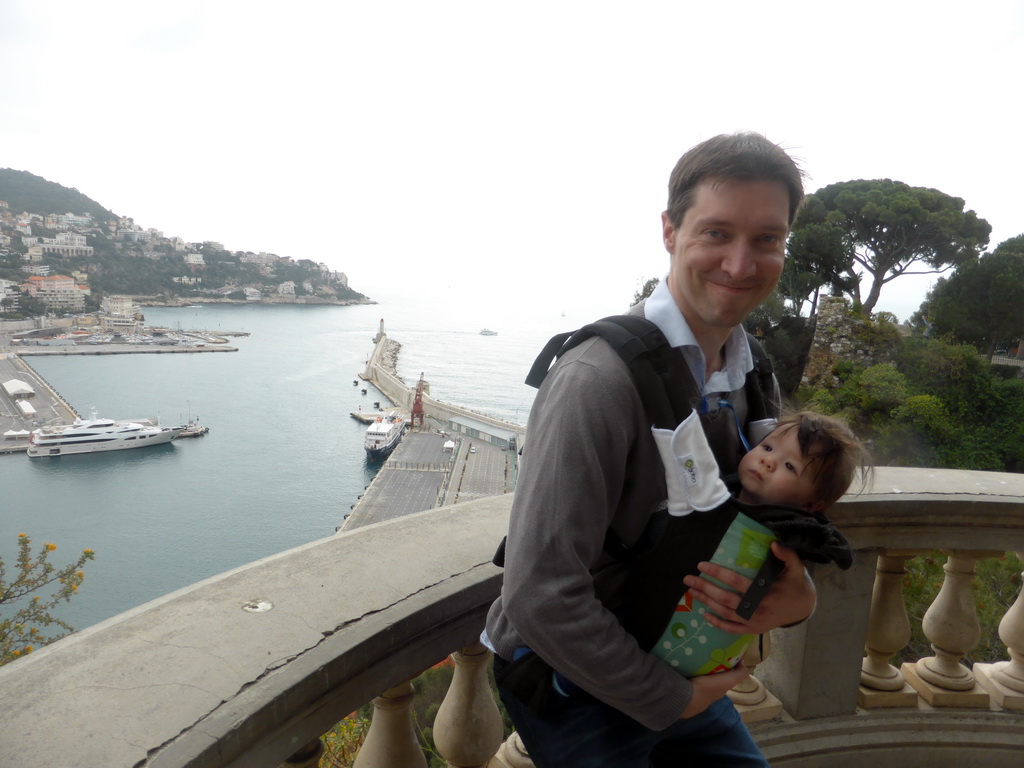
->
xmin=484 ymin=334 xmax=694 ymax=730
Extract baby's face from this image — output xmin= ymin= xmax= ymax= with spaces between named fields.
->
xmin=738 ymin=426 xmax=821 ymax=512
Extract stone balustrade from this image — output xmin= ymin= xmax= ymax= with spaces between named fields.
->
xmin=0 ymin=468 xmax=1022 ymax=767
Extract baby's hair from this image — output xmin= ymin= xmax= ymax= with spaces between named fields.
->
xmin=774 ymin=410 xmax=870 ymax=509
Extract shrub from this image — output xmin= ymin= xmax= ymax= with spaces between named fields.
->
xmin=0 ymin=534 xmax=95 ymax=665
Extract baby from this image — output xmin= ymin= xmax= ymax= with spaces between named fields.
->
xmin=639 ymin=409 xmax=869 ymax=677
xmin=735 ymin=410 xmax=868 ymax=513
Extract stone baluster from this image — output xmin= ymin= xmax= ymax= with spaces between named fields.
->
xmin=353 ymin=680 xmax=428 ymax=768
xmin=902 ymin=550 xmax=993 ymax=707
xmin=859 ymin=551 xmax=918 ymax=707
xmin=434 ymin=643 xmax=504 ymax=767
xmin=976 ymin=552 xmax=1024 ymax=710
xmin=488 ymin=731 xmax=535 ymax=768
xmin=728 ymin=633 xmax=782 ymax=722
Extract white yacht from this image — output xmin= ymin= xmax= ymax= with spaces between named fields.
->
xmin=27 ymin=413 xmax=183 ymax=458
xmin=364 ymin=412 xmax=406 ymax=460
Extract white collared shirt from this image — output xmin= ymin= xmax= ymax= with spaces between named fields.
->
xmin=643 ymin=277 xmax=754 ymax=403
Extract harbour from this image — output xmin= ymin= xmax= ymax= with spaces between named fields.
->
xmin=0 ymin=298 xmax=570 ymax=632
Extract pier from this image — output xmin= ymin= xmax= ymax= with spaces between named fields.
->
xmin=0 ymin=354 xmax=79 ymax=453
xmin=14 ymin=344 xmax=237 ymax=356
xmin=342 ymin=329 xmax=524 ymax=530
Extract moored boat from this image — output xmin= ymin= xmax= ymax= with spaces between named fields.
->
xmin=175 ymin=421 xmax=209 ymax=438
xmin=364 ymin=412 xmax=406 ymax=460
xmin=27 ymin=412 xmax=183 ymax=458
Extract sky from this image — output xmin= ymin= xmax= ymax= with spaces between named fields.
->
xmin=2 ymin=0 xmax=1021 ymax=323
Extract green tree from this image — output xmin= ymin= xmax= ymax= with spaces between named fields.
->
xmin=780 ymin=222 xmax=858 ymax=315
xmin=0 ymin=534 xmax=95 ymax=665
xmin=800 ymin=333 xmax=1024 ymax=471
xmin=756 ymin=313 xmax=815 ymax=397
xmin=632 ymin=277 xmax=660 ymax=306
xmin=793 ymin=180 xmax=991 ymax=314
xmin=11 ymin=292 xmax=46 ymax=318
xmin=924 ymin=243 xmax=1024 ymax=358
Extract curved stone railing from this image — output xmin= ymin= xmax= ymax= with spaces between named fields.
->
xmin=750 ymin=467 xmax=1024 ymax=766
xmin=0 ymin=468 xmax=1022 ymax=767
xmin=0 ymin=496 xmax=510 ymax=767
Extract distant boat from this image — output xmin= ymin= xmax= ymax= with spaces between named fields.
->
xmin=479 ymin=329 xmax=498 ymax=336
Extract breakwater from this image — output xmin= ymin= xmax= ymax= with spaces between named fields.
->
xmin=361 ymin=332 xmax=526 ymax=449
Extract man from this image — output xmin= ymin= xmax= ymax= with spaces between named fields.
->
xmin=484 ymin=133 xmax=813 ymax=767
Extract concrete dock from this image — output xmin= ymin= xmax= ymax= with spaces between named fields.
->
xmin=343 ymin=421 xmax=516 ymax=530
xmin=0 ymin=354 xmax=79 ymax=454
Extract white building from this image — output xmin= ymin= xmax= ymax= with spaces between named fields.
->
xmin=29 ymin=232 xmax=94 ymax=258
xmin=0 ymin=279 xmax=20 ymax=312
xmin=100 ymin=294 xmax=142 ymax=333
xmin=240 ymin=252 xmax=279 ymax=267
xmin=101 ymin=295 xmax=139 ymax=317
xmin=22 ymin=274 xmax=86 ymax=311
xmin=3 ymin=379 xmax=36 ymax=399
xmin=58 ymin=212 xmax=93 ymax=229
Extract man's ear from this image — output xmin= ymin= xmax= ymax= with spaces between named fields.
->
xmin=805 ymin=500 xmax=825 ymax=514
xmin=661 ymin=211 xmax=676 ymax=255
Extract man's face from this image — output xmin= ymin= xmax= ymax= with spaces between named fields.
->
xmin=662 ymin=178 xmax=790 ymax=341
xmin=738 ymin=426 xmax=822 ymax=512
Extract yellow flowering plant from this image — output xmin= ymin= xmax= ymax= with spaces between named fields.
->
xmin=0 ymin=534 xmax=95 ymax=666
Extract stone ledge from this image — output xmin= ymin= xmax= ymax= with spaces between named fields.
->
xmin=0 ymin=496 xmax=512 ymax=767
xmin=751 ymin=710 xmax=1024 ymax=767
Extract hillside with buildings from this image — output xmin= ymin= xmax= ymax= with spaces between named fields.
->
xmin=0 ymin=168 xmax=369 ymax=318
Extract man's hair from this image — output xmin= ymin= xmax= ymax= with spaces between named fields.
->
xmin=665 ymin=132 xmax=806 ymax=228
xmin=775 ymin=410 xmax=870 ymax=510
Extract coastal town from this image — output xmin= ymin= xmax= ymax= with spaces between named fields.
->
xmin=0 ymin=179 xmax=371 ymax=318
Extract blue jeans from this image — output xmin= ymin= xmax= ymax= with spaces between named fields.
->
xmin=494 ymin=655 xmax=768 ymax=768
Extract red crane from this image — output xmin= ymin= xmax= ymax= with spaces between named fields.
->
xmin=411 ymin=372 xmax=426 ymax=430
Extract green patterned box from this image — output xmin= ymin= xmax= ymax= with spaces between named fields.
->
xmin=651 ymin=512 xmax=775 ymax=677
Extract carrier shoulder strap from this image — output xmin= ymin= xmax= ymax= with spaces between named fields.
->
xmin=495 ymin=316 xmax=778 ymax=569
xmin=528 ymin=318 xmax=776 ymax=424
xmin=743 ymin=333 xmax=778 ymax=421
xmin=524 ymin=315 xmax=698 ymax=431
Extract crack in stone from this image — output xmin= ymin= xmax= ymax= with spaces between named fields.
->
xmin=140 ymin=562 xmax=494 ymax=763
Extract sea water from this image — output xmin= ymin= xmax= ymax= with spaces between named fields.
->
xmin=1 ymin=293 xmax=613 ymax=631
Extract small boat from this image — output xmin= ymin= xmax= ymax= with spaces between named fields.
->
xmin=27 ymin=411 xmax=182 ymax=458
xmin=479 ymin=329 xmax=498 ymax=336
xmin=175 ymin=421 xmax=209 ymax=439
xmin=364 ymin=412 xmax=406 ymax=460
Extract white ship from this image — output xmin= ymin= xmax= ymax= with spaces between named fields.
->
xmin=364 ymin=412 xmax=406 ymax=460
xmin=27 ymin=412 xmax=183 ymax=458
